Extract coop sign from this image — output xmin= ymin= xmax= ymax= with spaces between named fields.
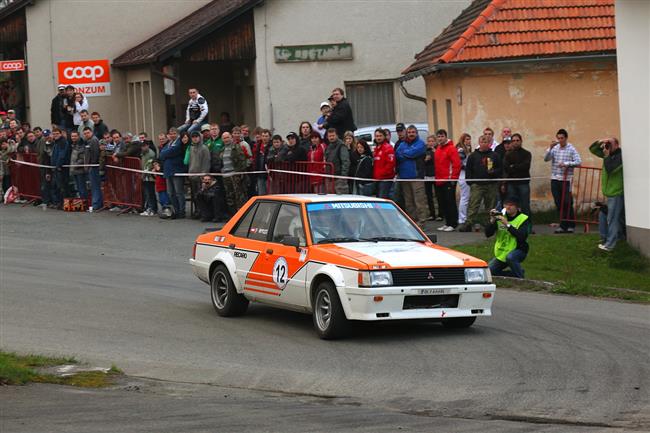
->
xmin=57 ymin=59 xmax=111 ymax=97
xmin=274 ymin=43 xmax=353 ymax=63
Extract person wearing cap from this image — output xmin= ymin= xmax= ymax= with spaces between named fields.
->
xmin=187 ymin=130 xmax=211 ymax=218
xmin=36 ymin=129 xmax=55 ymax=207
xmin=394 ymin=123 xmax=407 ymax=151
xmin=51 ymin=85 xmax=66 ymax=129
xmin=139 ymin=138 xmax=157 ymax=216
xmin=315 ymin=101 xmax=330 ymax=138
xmin=81 ymin=127 xmax=102 ymax=212
xmin=280 ymin=132 xmax=307 ymax=164
xmin=113 ymin=132 xmax=141 ymax=160
xmin=485 ymin=196 xmax=530 ymax=279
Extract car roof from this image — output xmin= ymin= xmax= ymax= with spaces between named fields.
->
xmin=260 ymin=194 xmax=390 ymax=204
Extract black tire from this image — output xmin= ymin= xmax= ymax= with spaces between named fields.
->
xmin=441 ymin=316 xmax=476 ymax=328
xmin=312 ymin=280 xmax=349 ymax=339
xmin=210 ymin=264 xmax=248 ymax=317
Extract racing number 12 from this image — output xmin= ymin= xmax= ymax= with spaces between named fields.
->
xmin=272 ymin=257 xmax=289 ymax=290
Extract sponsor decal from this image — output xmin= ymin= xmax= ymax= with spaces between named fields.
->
xmin=0 ymin=60 xmax=25 ymax=72
xmin=234 ymin=251 xmax=248 ymax=259
xmin=57 ymin=59 xmax=111 ymax=97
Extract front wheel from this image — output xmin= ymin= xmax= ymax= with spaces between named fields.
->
xmin=312 ymin=281 xmax=349 ymax=339
xmin=210 ymin=264 xmax=248 ymax=317
xmin=441 ymin=316 xmax=476 ymax=328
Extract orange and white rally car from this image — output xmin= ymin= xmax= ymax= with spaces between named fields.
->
xmin=190 ymin=194 xmax=495 ymax=339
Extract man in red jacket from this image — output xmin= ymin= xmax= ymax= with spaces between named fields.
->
xmin=434 ymin=129 xmax=461 ymax=231
xmin=372 ymin=128 xmax=395 ymax=198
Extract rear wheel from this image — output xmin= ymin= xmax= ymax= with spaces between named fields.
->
xmin=312 ymin=281 xmax=349 ymax=339
xmin=441 ymin=316 xmax=476 ymax=328
xmin=210 ymin=264 xmax=248 ymax=317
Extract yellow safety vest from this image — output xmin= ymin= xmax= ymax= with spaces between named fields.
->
xmin=494 ymin=213 xmax=528 ymax=262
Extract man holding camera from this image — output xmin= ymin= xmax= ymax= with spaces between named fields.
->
xmin=589 ymin=137 xmax=624 ymax=252
xmin=485 ymin=197 xmax=530 ymax=279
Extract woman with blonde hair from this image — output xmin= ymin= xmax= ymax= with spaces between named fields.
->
xmin=456 ymin=133 xmax=472 ymax=226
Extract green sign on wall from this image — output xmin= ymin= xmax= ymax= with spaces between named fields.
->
xmin=274 ymin=43 xmax=353 ymax=63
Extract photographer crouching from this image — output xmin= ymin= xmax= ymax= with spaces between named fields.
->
xmin=589 ymin=137 xmax=624 ymax=252
xmin=485 ymin=197 xmax=530 ymax=279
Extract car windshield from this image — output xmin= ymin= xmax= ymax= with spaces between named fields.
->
xmin=306 ymin=201 xmax=426 ymax=244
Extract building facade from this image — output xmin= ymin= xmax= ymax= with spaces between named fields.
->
xmin=1 ymin=0 xmax=470 ymax=135
xmin=402 ymin=0 xmax=620 ymax=203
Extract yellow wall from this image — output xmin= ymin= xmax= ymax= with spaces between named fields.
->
xmin=424 ymin=60 xmax=620 ymax=205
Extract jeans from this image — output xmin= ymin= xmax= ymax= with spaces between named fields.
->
xmin=458 ymin=170 xmax=470 ymax=224
xmin=156 ymin=191 xmax=170 ymax=209
xmin=39 ymin=168 xmax=53 ymax=205
xmin=434 ymin=183 xmax=458 ymax=228
xmin=177 ymin=121 xmax=205 ymax=135
xmin=143 ymin=181 xmax=157 ymax=212
xmin=73 ymin=173 xmax=89 ymax=199
xmin=507 ymin=182 xmax=531 ymax=221
xmin=54 ymin=169 xmax=69 ymax=205
xmin=256 ymin=176 xmax=267 ymax=196
xmin=424 ymin=178 xmax=436 ymax=219
xmin=489 ymin=249 xmax=527 ymax=278
xmin=376 ymin=180 xmax=393 ymax=199
xmin=355 ymin=182 xmax=375 ymax=196
xmin=166 ymin=176 xmax=186 ymax=217
xmin=599 ymin=195 xmax=625 ymax=249
xmin=550 ymin=179 xmax=574 ymax=230
xmin=89 ymin=167 xmax=103 ymax=210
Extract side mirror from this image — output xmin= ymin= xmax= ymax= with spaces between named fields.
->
xmin=424 ymin=233 xmax=437 ymax=243
xmin=281 ymin=236 xmax=301 ymax=250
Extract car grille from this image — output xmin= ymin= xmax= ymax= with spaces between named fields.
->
xmin=391 ymin=268 xmax=467 ymax=286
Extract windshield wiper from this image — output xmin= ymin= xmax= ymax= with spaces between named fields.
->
xmin=317 ymin=237 xmax=363 ymax=244
xmin=365 ymin=236 xmax=425 ymax=242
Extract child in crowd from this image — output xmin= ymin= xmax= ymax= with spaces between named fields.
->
xmin=152 ymin=160 xmax=169 ymax=211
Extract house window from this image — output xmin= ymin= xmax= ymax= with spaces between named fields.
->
xmin=445 ymin=98 xmax=453 ymax=140
xmin=345 ymin=81 xmax=395 ymax=127
xmin=431 ymin=99 xmax=439 ymax=133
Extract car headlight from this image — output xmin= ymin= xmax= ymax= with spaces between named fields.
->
xmin=465 ymin=268 xmax=490 ymax=283
xmin=358 ymin=271 xmax=393 ymax=287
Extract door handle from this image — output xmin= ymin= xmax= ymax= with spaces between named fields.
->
xmin=228 ymin=243 xmax=236 ymax=249
xmin=266 ymin=248 xmax=273 ymax=254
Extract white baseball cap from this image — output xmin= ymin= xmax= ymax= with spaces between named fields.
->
xmin=320 ymin=101 xmax=330 ymax=109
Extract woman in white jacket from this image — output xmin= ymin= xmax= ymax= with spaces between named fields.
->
xmin=73 ymin=93 xmax=89 ymax=127
xmin=456 ymin=133 xmax=472 ymax=226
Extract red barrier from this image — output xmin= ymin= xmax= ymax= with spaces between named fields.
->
xmin=266 ymin=161 xmax=335 ymax=194
xmin=103 ymin=157 xmax=143 ymax=211
xmin=560 ymin=165 xmax=604 ymax=232
xmin=8 ymin=152 xmax=41 ymax=202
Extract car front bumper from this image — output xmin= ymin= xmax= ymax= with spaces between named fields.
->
xmin=341 ymin=284 xmax=496 ymax=321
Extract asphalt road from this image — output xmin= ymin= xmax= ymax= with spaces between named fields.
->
xmin=1 ymin=204 xmax=648 ymax=432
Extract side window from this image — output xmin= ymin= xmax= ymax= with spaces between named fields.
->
xmin=247 ymin=202 xmax=279 ymax=241
xmin=231 ymin=203 xmax=258 ymax=238
xmin=271 ymin=204 xmax=306 ymax=246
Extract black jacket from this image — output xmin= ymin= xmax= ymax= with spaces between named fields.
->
xmin=325 ymin=98 xmax=356 ymax=137
xmin=279 ymin=144 xmax=307 ymax=163
xmin=93 ymin=120 xmax=109 ymax=141
xmin=424 ymin=148 xmax=435 ymax=177
xmin=503 ymin=147 xmax=531 ymax=184
xmin=465 ymin=149 xmax=502 ymax=185
xmin=50 ymin=95 xmax=64 ymax=125
xmin=354 ymin=154 xmax=373 ymax=183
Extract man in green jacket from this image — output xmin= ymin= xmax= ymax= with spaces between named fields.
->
xmin=590 ymin=137 xmax=624 ymax=252
xmin=485 ymin=196 xmax=530 ymax=278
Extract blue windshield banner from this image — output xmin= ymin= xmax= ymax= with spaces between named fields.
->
xmin=307 ymin=202 xmax=394 ymax=212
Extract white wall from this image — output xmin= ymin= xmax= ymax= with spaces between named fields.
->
xmin=615 ymin=0 xmax=650 ymax=255
xmin=25 ymin=0 xmax=211 ymax=130
xmin=253 ymin=0 xmax=470 ymax=134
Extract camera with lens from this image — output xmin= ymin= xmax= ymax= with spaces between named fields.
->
xmin=600 ymin=140 xmax=611 ymax=150
xmin=489 ymin=209 xmax=502 ymax=217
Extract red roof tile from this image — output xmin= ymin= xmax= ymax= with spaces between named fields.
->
xmin=403 ymin=0 xmax=616 ymax=76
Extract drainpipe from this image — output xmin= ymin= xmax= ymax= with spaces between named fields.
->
xmin=398 ymin=80 xmax=427 ymax=105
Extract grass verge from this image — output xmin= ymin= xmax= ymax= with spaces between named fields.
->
xmin=454 ymin=233 xmax=650 ymax=303
xmin=0 ymin=351 xmax=121 ymax=387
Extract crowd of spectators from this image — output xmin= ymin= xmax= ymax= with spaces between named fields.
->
xmin=0 ymin=84 xmax=624 ymax=250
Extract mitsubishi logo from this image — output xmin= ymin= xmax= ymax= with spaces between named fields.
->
xmin=427 ymin=272 xmax=435 ymax=280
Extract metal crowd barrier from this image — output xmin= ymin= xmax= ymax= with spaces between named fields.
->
xmin=103 ymin=156 xmax=143 ymax=212
xmin=266 ymin=161 xmax=335 ymax=194
xmin=8 ymin=152 xmax=41 ymax=203
xmin=560 ymin=165 xmax=604 ymax=232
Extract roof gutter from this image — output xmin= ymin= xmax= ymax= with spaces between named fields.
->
xmin=399 ymin=53 xmax=617 ymax=82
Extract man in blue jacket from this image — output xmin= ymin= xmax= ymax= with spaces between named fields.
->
xmin=159 ymin=127 xmax=187 ymax=218
xmin=50 ymin=128 xmax=71 ymax=208
xmin=395 ymin=125 xmax=428 ymax=225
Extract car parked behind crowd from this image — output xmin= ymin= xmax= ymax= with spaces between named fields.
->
xmin=354 ymin=123 xmax=429 ymax=147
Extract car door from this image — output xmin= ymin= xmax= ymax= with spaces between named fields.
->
xmin=265 ymin=203 xmax=309 ymax=307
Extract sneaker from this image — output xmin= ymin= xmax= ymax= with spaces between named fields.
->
xmin=443 ymin=226 xmax=455 ymax=232
xmin=87 ymin=207 xmax=94 ymax=213
xmin=554 ymin=227 xmax=567 ymax=234
xmin=435 ymin=217 xmax=443 ymax=221
xmin=109 ymin=206 xmax=121 ymax=212
xmin=139 ymin=210 xmax=149 ymax=216
xmin=598 ymin=244 xmax=612 ymax=252
xmin=437 ymin=225 xmax=449 ymax=231
xmin=147 ymin=209 xmax=155 ymax=216
xmin=566 ymin=228 xmax=575 ymax=233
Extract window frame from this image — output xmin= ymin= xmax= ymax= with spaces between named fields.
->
xmin=230 ymin=200 xmax=281 ymax=242
xmin=268 ymin=203 xmax=308 ymax=247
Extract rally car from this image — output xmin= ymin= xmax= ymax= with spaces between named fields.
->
xmin=190 ymin=194 xmax=495 ymax=339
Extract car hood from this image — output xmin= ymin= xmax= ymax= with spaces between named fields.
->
xmin=316 ymin=242 xmax=474 ymax=268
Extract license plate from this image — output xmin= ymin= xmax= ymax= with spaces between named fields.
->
xmin=418 ymin=288 xmax=447 ymax=295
